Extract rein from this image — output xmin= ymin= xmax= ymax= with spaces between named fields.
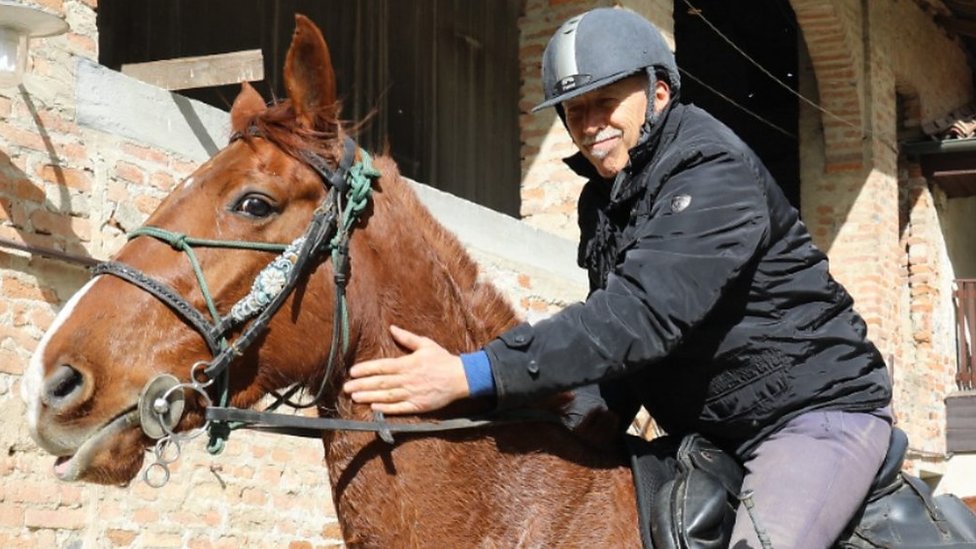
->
xmin=95 ymin=132 xmax=561 ymax=487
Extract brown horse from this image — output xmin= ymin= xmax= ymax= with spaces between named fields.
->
xmin=21 ymin=15 xmax=639 ymax=547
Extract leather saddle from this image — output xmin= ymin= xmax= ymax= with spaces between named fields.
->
xmin=625 ymin=428 xmax=976 ymax=548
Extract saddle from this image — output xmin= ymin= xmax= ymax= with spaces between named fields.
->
xmin=625 ymin=428 xmax=976 ymax=548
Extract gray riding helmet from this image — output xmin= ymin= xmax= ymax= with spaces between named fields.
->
xmin=532 ymin=7 xmax=680 ymax=113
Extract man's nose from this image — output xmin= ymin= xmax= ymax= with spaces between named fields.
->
xmin=582 ymin=110 xmax=604 ymax=135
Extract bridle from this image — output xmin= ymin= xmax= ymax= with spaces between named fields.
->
xmin=94 ymin=129 xmax=559 ymax=487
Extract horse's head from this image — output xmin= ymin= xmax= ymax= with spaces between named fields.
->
xmin=21 ymin=15 xmax=361 ymax=484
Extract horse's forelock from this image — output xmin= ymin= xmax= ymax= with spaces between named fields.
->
xmin=233 ymin=100 xmax=344 ymax=169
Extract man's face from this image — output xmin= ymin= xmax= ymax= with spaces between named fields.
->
xmin=562 ymin=75 xmax=650 ymax=179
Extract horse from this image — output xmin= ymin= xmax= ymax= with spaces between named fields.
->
xmin=20 ymin=15 xmax=640 ymax=547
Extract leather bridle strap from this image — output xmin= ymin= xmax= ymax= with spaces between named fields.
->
xmin=93 ymin=261 xmax=225 ymax=354
xmin=202 ymin=192 xmax=340 ymax=382
xmin=206 ymin=406 xmax=564 ymax=439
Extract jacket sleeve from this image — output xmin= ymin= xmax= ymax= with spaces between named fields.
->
xmin=484 ymin=147 xmax=771 ymax=409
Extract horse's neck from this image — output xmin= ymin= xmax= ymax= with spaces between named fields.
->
xmin=355 ymin=163 xmax=520 ymax=355
xmin=315 ymin=164 xmax=637 ymax=544
xmin=320 ymin=414 xmax=638 ymax=545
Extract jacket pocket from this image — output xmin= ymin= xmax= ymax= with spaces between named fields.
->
xmin=700 ymin=348 xmax=791 ymax=424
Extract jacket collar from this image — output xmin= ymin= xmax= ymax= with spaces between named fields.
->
xmin=563 ymin=101 xmax=683 ymax=206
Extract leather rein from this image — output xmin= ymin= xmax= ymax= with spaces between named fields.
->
xmin=94 ymin=130 xmax=558 ymax=486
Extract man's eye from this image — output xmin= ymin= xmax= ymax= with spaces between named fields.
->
xmin=234 ymin=195 xmax=276 ymax=218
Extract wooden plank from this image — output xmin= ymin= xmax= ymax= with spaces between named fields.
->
xmin=121 ymin=49 xmax=264 ymax=91
xmin=958 ymin=283 xmax=968 ymax=387
xmin=946 ymin=392 xmax=976 ymax=412
xmin=967 ymin=280 xmax=976 ymax=388
xmin=946 ymin=392 xmax=976 ymax=451
xmin=947 ymin=428 xmax=976 ymax=453
xmin=956 ymin=280 xmax=976 ymax=389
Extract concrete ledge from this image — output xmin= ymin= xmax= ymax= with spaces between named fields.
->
xmin=76 ymin=58 xmax=229 ymax=163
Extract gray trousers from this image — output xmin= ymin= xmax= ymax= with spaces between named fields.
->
xmin=729 ymin=408 xmax=892 ymax=549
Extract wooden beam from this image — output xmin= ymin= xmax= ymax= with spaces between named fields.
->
xmin=121 ymin=49 xmax=264 ymax=91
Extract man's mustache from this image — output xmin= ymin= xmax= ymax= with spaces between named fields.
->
xmin=580 ymin=127 xmax=623 ymax=146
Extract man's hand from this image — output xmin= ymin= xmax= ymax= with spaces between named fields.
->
xmin=343 ymin=325 xmax=470 ymax=414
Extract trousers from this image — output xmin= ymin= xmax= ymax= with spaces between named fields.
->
xmin=729 ymin=408 xmax=892 ymax=549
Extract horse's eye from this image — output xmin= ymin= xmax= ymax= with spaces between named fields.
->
xmin=234 ymin=195 xmax=277 ymax=218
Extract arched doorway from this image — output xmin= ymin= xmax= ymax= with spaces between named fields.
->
xmin=674 ymin=0 xmax=800 ymax=208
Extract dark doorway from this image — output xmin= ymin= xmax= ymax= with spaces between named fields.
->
xmin=97 ymin=0 xmax=522 ymax=217
xmin=674 ymin=0 xmax=800 ymax=209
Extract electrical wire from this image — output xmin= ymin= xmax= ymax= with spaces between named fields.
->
xmin=680 ymin=0 xmax=902 ymax=153
xmin=679 ymin=67 xmax=797 ymax=139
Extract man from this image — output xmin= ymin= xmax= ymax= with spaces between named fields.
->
xmin=344 ymin=7 xmax=892 ymax=548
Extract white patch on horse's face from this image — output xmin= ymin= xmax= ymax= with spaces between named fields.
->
xmin=22 ymin=277 xmax=102 ymax=434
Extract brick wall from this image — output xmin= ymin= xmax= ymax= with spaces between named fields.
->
xmin=796 ymin=0 xmax=971 ymax=468
xmin=0 ymin=2 xmax=589 ymax=548
xmin=3 ymin=0 xmax=975 ymax=545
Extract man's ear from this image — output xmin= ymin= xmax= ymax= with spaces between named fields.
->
xmin=652 ymin=78 xmax=671 ymax=113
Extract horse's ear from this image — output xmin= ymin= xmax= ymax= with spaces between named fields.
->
xmin=230 ymin=81 xmax=267 ymax=133
xmin=284 ymin=14 xmax=337 ymax=129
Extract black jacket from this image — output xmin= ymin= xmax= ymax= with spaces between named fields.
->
xmin=484 ymin=102 xmax=891 ymax=456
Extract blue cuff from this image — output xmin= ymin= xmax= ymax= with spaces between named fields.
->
xmin=460 ymin=350 xmax=496 ymax=398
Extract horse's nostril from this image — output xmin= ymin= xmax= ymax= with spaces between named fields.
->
xmin=43 ymin=364 xmax=86 ymax=407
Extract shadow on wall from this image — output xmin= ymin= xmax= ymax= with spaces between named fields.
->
xmin=0 ymin=86 xmax=95 ymax=307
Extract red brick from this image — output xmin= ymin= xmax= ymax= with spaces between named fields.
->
xmin=35 ymin=164 xmax=92 ymax=191
xmin=133 ymin=507 xmax=160 ymax=525
xmin=53 ymin=142 xmax=88 ymax=164
xmin=321 ymin=522 xmax=343 ymax=540
xmin=825 ymin=161 xmax=863 ymax=173
xmin=7 ymin=480 xmax=57 ymax=504
xmin=33 ymin=0 xmax=64 ymax=12
xmin=106 ymin=529 xmax=138 ymax=546
xmin=2 ymin=275 xmax=58 ymax=303
xmin=1 ymin=175 xmax=45 ymax=203
xmin=0 ymin=502 xmax=24 ymax=528
xmin=35 ymin=110 xmax=80 ymax=135
xmin=115 ymin=161 xmax=144 ymax=184
xmin=168 ymin=159 xmax=200 ymax=176
xmin=240 ymin=487 xmax=267 ymax=505
xmin=134 ymin=194 xmax=160 ymax=215
xmin=29 ymin=209 xmax=91 ymax=241
xmin=30 ymin=306 xmax=56 ymax=332
xmin=24 ymin=507 xmax=85 ymax=530
xmin=66 ymin=33 xmax=96 ymax=55
xmin=0 ymin=125 xmax=47 ymax=152
xmin=123 ymin=143 xmax=172 ymax=166
xmin=151 ymin=171 xmax=176 ymax=192
xmin=107 ymin=179 xmax=128 ymax=202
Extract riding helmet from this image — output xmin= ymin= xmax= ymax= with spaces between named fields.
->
xmin=532 ymin=7 xmax=680 ymax=112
